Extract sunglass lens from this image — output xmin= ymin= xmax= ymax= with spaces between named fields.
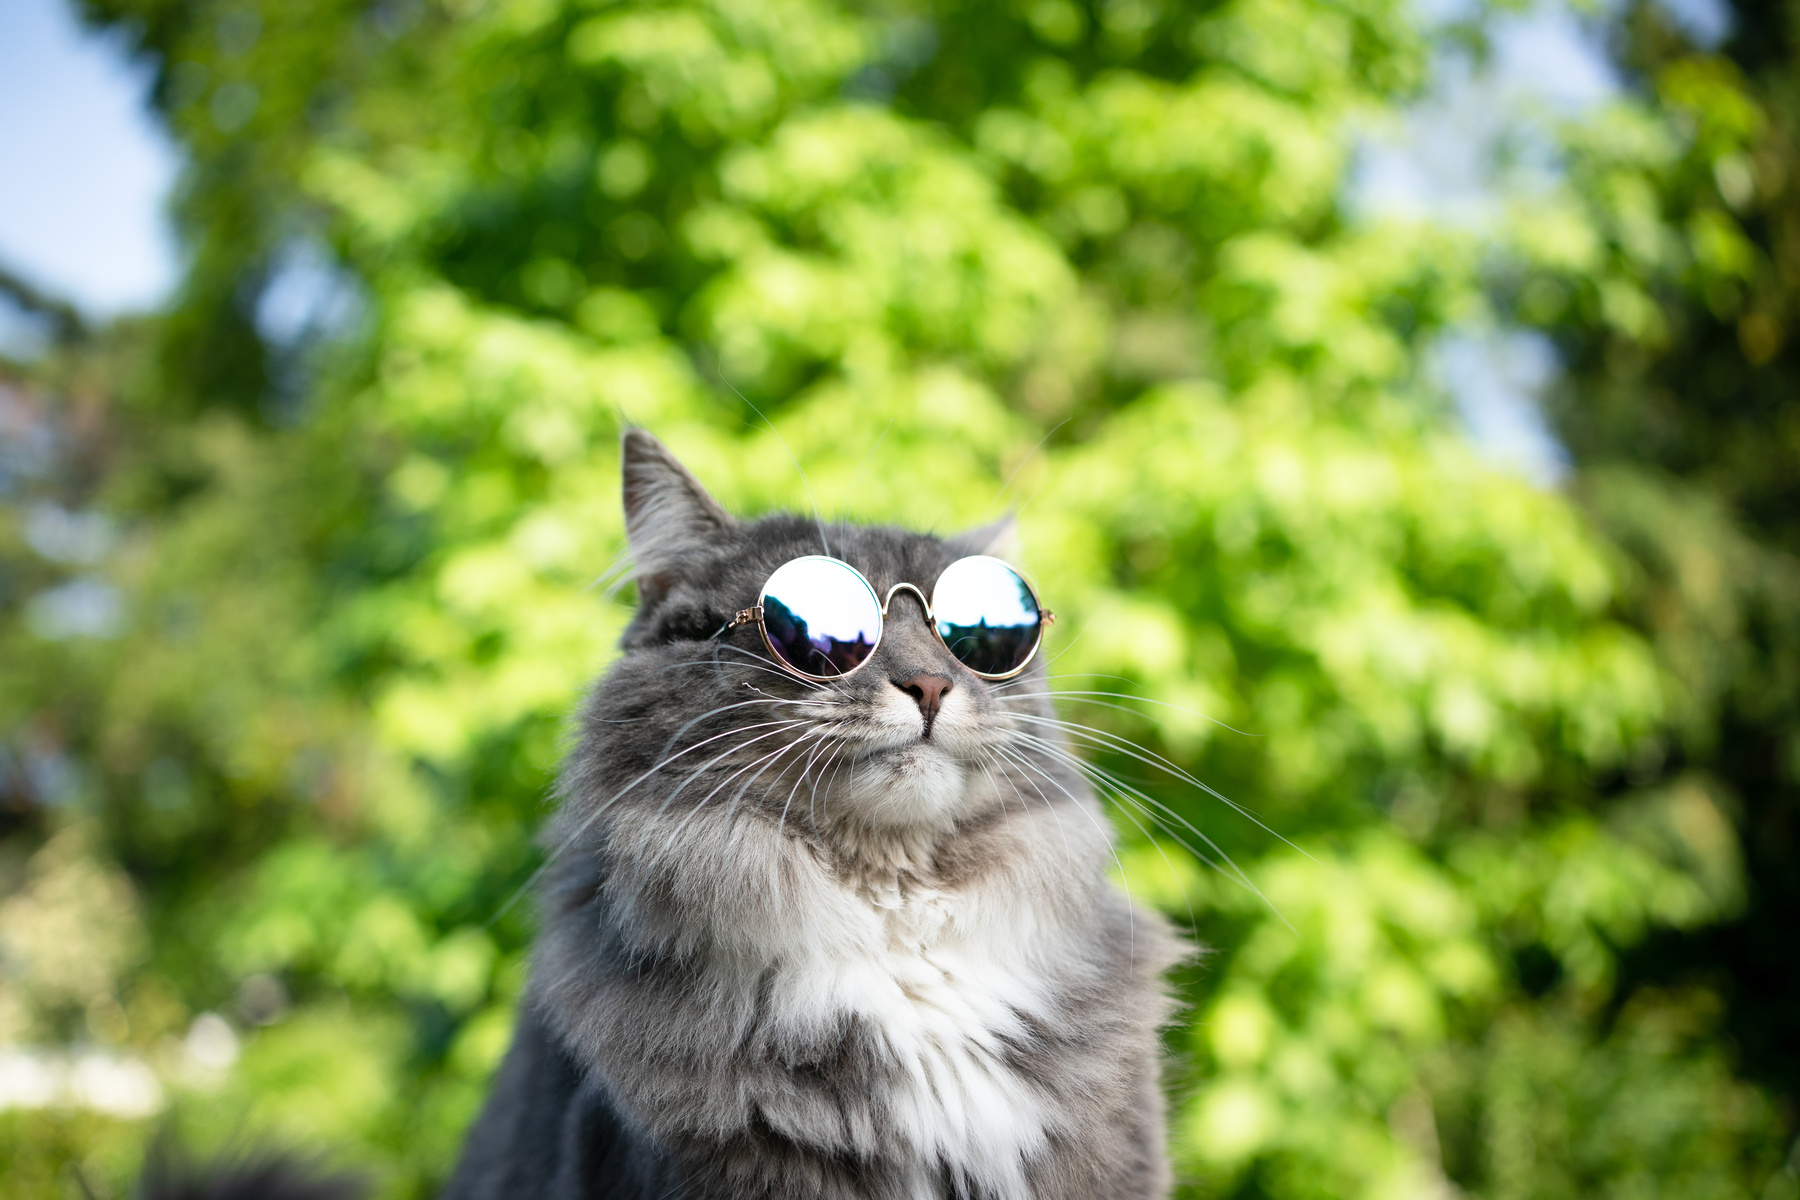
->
xmin=931 ymin=556 xmax=1044 ymax=677
xmin=759 ymin=557 xmax=883 ymax=678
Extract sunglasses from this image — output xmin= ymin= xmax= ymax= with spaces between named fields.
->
xmin=723 ymin=554 xmax=1054 ymax=682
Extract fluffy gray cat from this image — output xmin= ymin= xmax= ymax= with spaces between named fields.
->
xmin=442 ymin=430 xmax=1183 ymax=1200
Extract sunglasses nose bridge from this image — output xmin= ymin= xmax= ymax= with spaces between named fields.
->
xmin=874 ymin=581 xmax=961 ymax=686
xmin=881 ymin=581 xmax=932 ymax=620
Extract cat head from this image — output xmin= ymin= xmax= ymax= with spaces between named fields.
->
xmin=603 ymin=429 xmax=1046 ymax=834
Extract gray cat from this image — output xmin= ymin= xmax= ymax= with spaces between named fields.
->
xmin=441 ymin=430 xmax=1183 ymax=1200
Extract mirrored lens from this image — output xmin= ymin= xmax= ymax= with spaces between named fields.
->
xmin=931 ymin=556 xmax=1044 ymax=677
xmin=759 ymin=557 xmax=883 ymax=678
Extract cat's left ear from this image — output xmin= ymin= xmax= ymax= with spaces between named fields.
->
xmin=621 ymin=429 xmax=737 ymax=599
xmin=949 ymin=514 xmax=1018 ymax=559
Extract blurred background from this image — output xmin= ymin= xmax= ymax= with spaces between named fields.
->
xmin=1 ymin=0 xmax=1796 ymax=1195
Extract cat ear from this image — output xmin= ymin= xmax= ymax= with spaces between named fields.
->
xmin=949 ymin=514 xmax=1018 ymax=559
xmin=621 ymin=429 xmax=736 ymax=583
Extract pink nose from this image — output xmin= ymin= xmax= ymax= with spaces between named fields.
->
xmin=894 ymin=674 xmax=952 ymax=724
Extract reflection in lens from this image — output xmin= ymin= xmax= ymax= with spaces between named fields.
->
xmin=759 ymin=557 xmax=883 ymax=678
xmin=931 ymin=556 xmax=1043 ymax=677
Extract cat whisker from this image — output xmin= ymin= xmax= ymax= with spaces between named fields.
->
xmin=1099 ymin=790 xmax=1213 ymax=935
xmin=667 ymin=731 xmax=827 ymax=844
xmin=662 ymin=665 xmax=835 ymax=705
xmin=723 ymin=730 xmax=827 ymax=824
xmin=650 ymin=695 xmax=815 ymax=739
xmin=575 ymin=718 xmax=813 ymax=842
xmin=971 ymin=749 xmax=1012 ymax=824
xmin=990 ymin=739 xmax=1200 ymax=934
xmin=663 ymin=646 xmax=834 ymax=694
xmin=1001 ymin=712 xmax=1311 ymax=863
xmin=980 ymin=742 xmax=1076 ymax=875
xmin=1086 ymin=774 xmax=1199 ymax=936
xmin=779 ymin=735 xmax=842 ymax=841
xmin=651 ymin=733 xmax=824 ymax=852
xmin=987 ymin=670 xmax=1136 ymax=695
xmin=980 ymin=750 xmax=1031 ymax=829
xmin=486 ymin=716 xmax=815 ymax=926
xmin=990 ymin=694 xmax=1264 ymax=920
xmin=711 ymin=639 xmax=833 ymax=677
xmin=652 ymin=720 xmax=830 ymax=819
xmin=643 ymin=697 xmax=827 ymax=773
xmin=1001 ymin=729 xmax=1233 ymax=870
xmin=997 ymin=690 xmax=1255 ymax=737
xmin=987 ymin=740 xmax=1119 ymax=849
xmin=984 ymin=742 xmax=1136 ymax=955
xmin=811 ymin=737 xmax=856 ymax=833
xmin=1000 ymin=729 xmax=1288 ymax=929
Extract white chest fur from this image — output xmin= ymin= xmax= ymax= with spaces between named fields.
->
xmin=773 ymin=868 xmax=1057 ymax=1200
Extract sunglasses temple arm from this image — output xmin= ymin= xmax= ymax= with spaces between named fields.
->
xmin=705 ymin=606 xmax=765 ymax=641
xmin=724 ymin=606 xmax=764 ymax=632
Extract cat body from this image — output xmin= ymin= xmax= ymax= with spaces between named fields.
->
xmin=443 ymin=433 xmax=1180 ymax=1200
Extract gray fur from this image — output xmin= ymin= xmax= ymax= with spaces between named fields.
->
xmin=450 ymin=430 xmax=1182 ymax=1200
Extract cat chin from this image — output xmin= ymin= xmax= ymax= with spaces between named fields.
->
xmin=835 ymin=741 xmax=975 ymax=830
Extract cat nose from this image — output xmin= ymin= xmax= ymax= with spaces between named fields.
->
xmin=893 ymin=674 xmax=952 ymax=723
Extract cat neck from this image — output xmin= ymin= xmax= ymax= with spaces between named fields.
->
xmin=811 ymin=810 xmax=953 ymax=881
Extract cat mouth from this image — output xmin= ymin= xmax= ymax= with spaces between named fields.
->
xmin=829 ymin=704 xmax=985 ymax=767
xmin=852 ymin=728 xmax=981 ymax=770
xmin=862 ymin=736 xmax=939 ymax=760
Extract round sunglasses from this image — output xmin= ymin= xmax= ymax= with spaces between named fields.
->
xmin=723 ymin=554 xmax=1054 ymax=682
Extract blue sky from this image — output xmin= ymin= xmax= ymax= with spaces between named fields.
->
xmin=0 ymin=0 xmax=181 ymax=321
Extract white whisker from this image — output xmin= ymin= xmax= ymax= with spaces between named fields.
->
xmin=997 ymin=689 xmax=1255 ymax=736
xmin=1001 ymin=728 xmax=1289 ymax=930
xmin=652 ymin=720 xmax=827 ymax=819
xmin=983 ymin=742 xmax=1076 ymax=874
xmin=778 ymin=735 xmax=840 ymax=840
xmin=666 ymin=732 xmax=824 ymax=844
xmin=986 ymin=741 xmax=1136 ymax=962
xmin=1002 ymin=711 xmax=1311 ymax=863
xmin=486 ymin=714 xmax=813 ymax=926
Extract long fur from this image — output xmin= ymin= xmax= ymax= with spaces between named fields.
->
xmin=443 ymin=431 xmax=1183 ymax=1199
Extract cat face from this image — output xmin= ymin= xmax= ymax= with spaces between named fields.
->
xmin=611 ymin=430 xmax=1049 ymax=834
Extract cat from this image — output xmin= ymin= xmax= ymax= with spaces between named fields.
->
xmin=436 ymin=430 xmax=1185 ymax=1199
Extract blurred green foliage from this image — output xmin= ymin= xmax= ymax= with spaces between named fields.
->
xmin=1 ymin=0 xmax=1796 ymax=1196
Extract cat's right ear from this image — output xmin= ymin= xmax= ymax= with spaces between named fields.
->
xmin=621 ymin=430 xmax=736 ymax=602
